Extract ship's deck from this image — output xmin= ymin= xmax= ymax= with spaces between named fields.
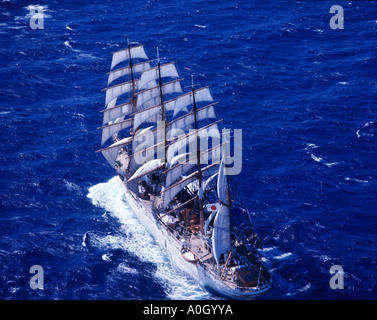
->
xmin=116 ymin=150 xmax=271 ymax=293
xmin=138 ymin=194 xmax=270 ymax=290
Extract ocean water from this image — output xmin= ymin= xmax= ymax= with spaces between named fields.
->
xmin=1 ymin=0 xmax=377 ymax=300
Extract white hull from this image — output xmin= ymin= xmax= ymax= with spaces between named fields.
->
xmin=120 ymin=178 xmax=271 ymax=300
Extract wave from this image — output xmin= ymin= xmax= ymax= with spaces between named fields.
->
xmin=344 ymin=177 xmax=369 ymax=184
xmin=273 ymin=252 xmax=293 ymax=260
xmin=86 ymin=176 xmax=213 ymax=300
xmin=305 ymin=143 xmax=338 ymax=168
xmin=310 ymin=154 xmax=338 ymax=168
xmin=356 ymin=121 xmax=376 ymax=138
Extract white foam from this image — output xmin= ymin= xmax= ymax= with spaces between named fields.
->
xmin=273 ymin=252 xmax=292 ymax=260
xmin=63 ymin=179 xmax=81 ymax=192
xmin=117 ymin=263 xmax=138 ymax=275
xmin=310 ymin=153 xmax=338 ymax=167
xmin=102 ymin=253 xmax=112 ymax=262
xmin=310 ymin=154 xmax=322 ymax=163
xmin=298 ymin=283 xmax=312 ymax=292
xmin=87 ymin=176 xmax=212 ymax=300
xmin=344 ymin=177 xmax=368 ymax=183
xmin=263 ymin=246 xmax=278 ymax=252
xmin=356 ymin=121 xmax=375 ymax=138
xmin=305 ymin=143 xmax=319 ymax=150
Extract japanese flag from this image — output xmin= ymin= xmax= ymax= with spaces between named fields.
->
xmin=206 ymin=202 xmax=220 ymax=212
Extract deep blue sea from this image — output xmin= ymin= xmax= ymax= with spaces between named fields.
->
xmin=1 ymin=0 xmax=377 ymax=300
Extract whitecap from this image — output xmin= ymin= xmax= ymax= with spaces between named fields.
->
xmin=273 ymin=252 xmax=292 ymax=260
xmin=310 ymin=154 xmax=322 ymax=163
xmin=82 ymin=233 xmax=88 ymax=247
xmin=310 ymin=153 xmax=338 ymax=167
xmin=195 ymin=24 xmax=207 ymax=29
xmin=356 ymin=121 xmax=375 ymax=138
xmin=315 ymin=254 xmax=332 ymax=263
xmin=117 ymin=263 xmax=138 ymax=275
xmin=305 ymin=143 xmax=319 ymax=150
xmin=323 ymin=161 xmax=338 ymax=168
xmin=63 ymin=179 xmax=80 ymax=192
xmin=263 ymin=246 xmax=278 ymax=252
xmin=298 ymin=283 xmax=312 ymax=292
xmin=344 ymin=177 xmax=368 ymax=183
xmin=102 ymin=253 xmax=112 ymax=262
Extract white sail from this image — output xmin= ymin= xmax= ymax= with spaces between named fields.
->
xmin=108 ymin=61 xmax=151 ymax=85
xmin=217 ymin=153 xmax=228 ymax=203
xmin=136 ymin=79 xmax=183 ymax=110
xmin=104 ymin=79 xmax=140 ymax=106
xmin=106 ymin=97 xmax=118 ymax=109
xmin=204 ymin=210 xmax=216 ymax=236
xmin=131 ymin=125 xmax=156 ymax=154
xmin=128 ymin=140 xmax=164 ymax=176
xmin=198 ymin=172 xmax=218 ymax=199
xmin=168 ymin=152 xmax=189 ymax=168
xmin=99 ymin=137 xmax=133 ymax=167
xmin=165 ymin=163 xmax=195 ymax=188
xmin=211 ymin=204 xmax=231 ymax=265
xmin=165 ymin=146 xmax=220 ymax=187
xmin=101 ymin=147 xmax=120 ymax=168
xmin=167 ymin=103 xmax=217 ymax=138
xmin=100 ymin=118 xmax=133 ymax=146
xmin=102 ymin=101 xmax=134 ymax=125
xmin=172 ymin=87 xmax=213 ymax=117
xmin=110 ymin=45 xmax=148 ymax=70
xmin=128 ymin=159 xmax=163 ymax=183
xmin=139 ymin=62 xmax=179 ymax=90
xmin=166 ymin=122 xmax=220 ymax=164
xmin=133 ymin=105 xmax=161 ymax=131
xmin=163 ymin=175 xmax=197 ymax=209
xmin=133 ymin=98 xmax=214 ymax=133
xmin=162 ymin=162 xmax=219 ymax=209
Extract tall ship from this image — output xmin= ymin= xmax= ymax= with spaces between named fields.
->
xmin=96 ymin=42 xmax=272 ymax=299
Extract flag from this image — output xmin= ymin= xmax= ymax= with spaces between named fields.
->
xmin=206 ymin=202 xmax=220 ymax=212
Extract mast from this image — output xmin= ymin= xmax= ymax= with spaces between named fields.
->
xmin=192 ymin=75 xmax=205 ymax=234
xmin=223 ymin=144 xmax=232 ymax=273
xmin=127 ymin=39 xmax=137 ymax=115
xmin=156 ymin=47 xmax=167 ymax=163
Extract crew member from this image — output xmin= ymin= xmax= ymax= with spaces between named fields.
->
xmin=138 ymin=181 xmax=150 ymax=200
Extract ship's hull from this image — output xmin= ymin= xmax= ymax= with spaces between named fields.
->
xmin=119 ymin=178 xmax=271 ymax=300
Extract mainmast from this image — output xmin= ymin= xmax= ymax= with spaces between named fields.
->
xmin=192 ymin=75 xmax=205 ymax=234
